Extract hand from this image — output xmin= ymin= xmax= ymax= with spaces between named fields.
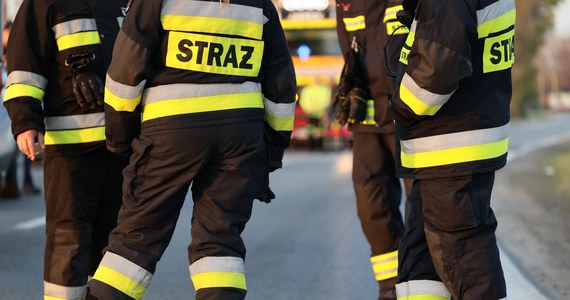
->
xmin=256 ymin=185 xmax=275 ymax=204
xmin=72 ymin=73 xmax=104 ymax=109
xmin=334 ymin=93 xmax=351 ymax=125
xmin=347 ymin=87 xmax=368 ymax=124
xmin=16 ymin=129 xmax=45 ymax=161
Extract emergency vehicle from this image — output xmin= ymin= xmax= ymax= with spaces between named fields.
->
xmin=273 ymin=0 xmax=351 ymax=150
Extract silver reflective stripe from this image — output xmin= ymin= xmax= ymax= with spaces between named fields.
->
xmin=476 ymin=0 xmax=516 ymax=27
xmin=395 ymin=280 xmax=451 ymax=298
xmin=106 ymin=74 xmax=146 ymax=100
xmin=52 ymin=19 xmax=98 ymax=39
xmin=117 ymin=16 xmax=125 ymax=28
xmin=410 ymin=20 xmax=417 ymax=33
xmin=263 ymin=97 xmax=295 ymax=118
xmin=402 ymin=73 xmax=454 ymax=107
xmin=142 ymin=82 xmax=262 ymax=105
xmin=161 ymin=0 xmax=265 ymax=25
xmin=44 ymin=113 xmax=105 ymax=131
xmin=400 ymin=123 xmax=510 ymax=154
xmin=100 ymin=252 xmax=153 ymax=288
xmin=6 ymin=71 xmax=48 ymax=89
xmin=44 ymin=281 xmax=85 ymax=299
xmin=189 ymin=256 xmax=245 ymax=276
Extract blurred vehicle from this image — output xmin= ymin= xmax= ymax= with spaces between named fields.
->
xmin=273 ymin=0 xmax=352 ymax=150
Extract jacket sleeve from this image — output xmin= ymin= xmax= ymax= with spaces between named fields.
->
xmin=3 ymin=0 xmax=50 ymax=138
xmin=393 ymin=0 xmax=476 ymax=125
xmin=103 ymin=0 xmax=162 ymax=155
xmin=260 ymin=0 xmax=297 ymax=169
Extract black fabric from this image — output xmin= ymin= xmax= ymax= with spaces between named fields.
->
xmin=102 ymin=121 xmax=266 ymax=298
xmin=352 ymin=132 xmax=404 ymax=256
xmin=397 ymin=172 xmax=507 ymax=299
xmin=43 ymin=148 xmax=128 ymax=286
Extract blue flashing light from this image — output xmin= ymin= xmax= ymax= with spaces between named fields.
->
xmin=297 ymin=44 xmax=311 ymax=61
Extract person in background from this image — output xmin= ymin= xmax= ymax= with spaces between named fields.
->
xmin=392 ymin=0 xmax=515 ymax=298
xmin=333 ymin=0 xmax=410 ymax=299
xmin=1 ymin=20 xmax=41 ymax=197
xmin=82 ymin=0 xmax=296 ymax=299
xmin=3 ymin=0 xmax=129 ymax=298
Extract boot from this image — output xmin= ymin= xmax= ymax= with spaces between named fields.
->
xmin=378 ymin=277 xmax=398 ymax=300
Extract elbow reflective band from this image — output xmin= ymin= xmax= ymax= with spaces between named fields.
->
xmin=399 ymin=21 xmax=416 ymax=65
xmin=92 ymin=252 xmax=153 ymax=300
xmin=165 ymin=31 xmax=264 ymax=77
xmin=399 ymin=124 xmax=510 ymax=168
xmin=44 ymin=281 xmax=85 ymax=300
xmin=52 ymin=19 xmax=101 ymax=51
xmin=477 ymin=0 xmax=516 ymax=73
xmin=104 ymin=75 xmax=146 ymax=112
xmin=189 ymin=256 xmax=246 ymax=291
xmin=399 ymin=74 xmax=452 ymax=116
xmin=263 ymin=97 xmax=295 ymax=131
xmin=3 ymin=71 xmax=48 ymax=102
xmin=44 ymin=113 xmax=106 ymax=145
xmin=161 ymin=0 xmax=264 ymax=40
xmin=141 ymin=82 xmax=263 ymax=122
xmin=395 ymin=280 xmax=451 ymax=300
xmin=371 ymin=250 xmax=398 ymax=281
xmin=342 ymin=15 xmax=365 ymax=32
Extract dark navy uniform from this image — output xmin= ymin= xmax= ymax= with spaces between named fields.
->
xmin=83 ymin=0 xmax=296 ymax=299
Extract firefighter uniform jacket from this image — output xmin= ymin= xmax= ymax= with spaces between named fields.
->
xmin=335 ymin=0 xmax=408 ymax=133
xmin=393 ymin=0 xmax=515 ymax=179
xmin=3 ymin=0 xmax=126 ymax=156
xmin=104 ymin=0 xmax=296 ymax=165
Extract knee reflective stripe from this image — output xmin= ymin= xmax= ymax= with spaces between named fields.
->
xmin=263 ymin=97 xmax=295 ymax=131
xmin=371 ymin=250 xmax=398 ymax=281
xmin=44 ymin=281 xmax=85 ymax=300
xmin=189 ymin=256 xmax=246 ymax=291
xmin=395 ymin=280 xmax=451 ymax=300
xmin=92 ymin=252 xmax=153 ymax=300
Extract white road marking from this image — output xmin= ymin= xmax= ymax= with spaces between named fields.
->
xmin=14 ymin=216 xmax=46 ymax=230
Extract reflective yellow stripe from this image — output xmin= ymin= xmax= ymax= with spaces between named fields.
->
xmin=266 ymin=114 xmax=294 ymax=131
xmin=483 ymin=29 xmax=515 ymax=73
xmin=399 ymin=25 xmax=415 ymax=65
xmin=387 ymin=21 xmax=409 ymax=35
xmin=477 ymin=8 xmax=516 ymax=39
xmin=166 ymin=31 xmax=264 ymax=77
xmin=398 ymin=295 xmax=449 ymax=300
xmin=44 ymin=126 xmax=105 ymax=145
xmin=44 ymin=296 xmax=80 ymax=300
xmin=142 ymin=92 xmax=263 ymax=122
xmin=343 ymin=15 xmax=366 ymax=31
xmin=56 ymin=31 xmax=101 ymax=51
xmin=191 ymin=271 xmax=246 ymax=290
xmin=400 ymin=138 xmax=509 ymax=168
xmin=3 ymin=84 xmax=44 ymax=102
xmin=384 ymin=5 xmax=403 ymax=22
xmin=93 ymin=265 xmax=146 ymax=300
xmin=161 ymin=15 xmax=263 ymax=40
xmin=361 ymin=99 xmax=376 ymax=125
xmin=371 ymin=250 xmax=398 ymax=281
xmin=399 ymin=81 xmax=443 ymax=116
xmin=104 ymin=88 xmax=142 ymax=112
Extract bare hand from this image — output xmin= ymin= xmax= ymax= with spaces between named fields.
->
xmin=16 ymin=130 xmax=45 ymax=161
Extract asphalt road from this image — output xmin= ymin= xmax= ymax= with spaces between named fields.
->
xmin=1 ymin=112 xmax=570 ymax=299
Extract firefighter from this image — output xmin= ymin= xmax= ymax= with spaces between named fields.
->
xmin=333 ymin=1 xmax=410 ymax=299
xmin=3 ymin=0 xmax=129 ymax=298
xmin=82 ymin=0 xmax=296 ymax=299
xmin=392 ymin=0 xmax=515 ymax=298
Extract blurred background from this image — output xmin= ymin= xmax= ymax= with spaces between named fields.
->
xmin=1 ymin=0 xmax=569 ymax=299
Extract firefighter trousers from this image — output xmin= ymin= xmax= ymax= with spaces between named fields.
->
xmin=84 ymin=121 xmax=268 ymax=300
xmin=396 ymin=172 xmax=507 ymax=300
xmin=352 ymin=132 xmax=406 ymax=286
xmin=43 ymin=148 xmax=128 ymax=299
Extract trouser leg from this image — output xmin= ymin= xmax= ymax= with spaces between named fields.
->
xmin=422 ymin=173 xmax=506 ymax=300
xmin=44 ymin=151 xmax=107 ymax=299
xmin=352 ymin=132 xmax=404 ymax=298
xmin=188 ymin=122 xmax=267 ymax=300
xmin=85 ymin=132 xmax=195 ymax=299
